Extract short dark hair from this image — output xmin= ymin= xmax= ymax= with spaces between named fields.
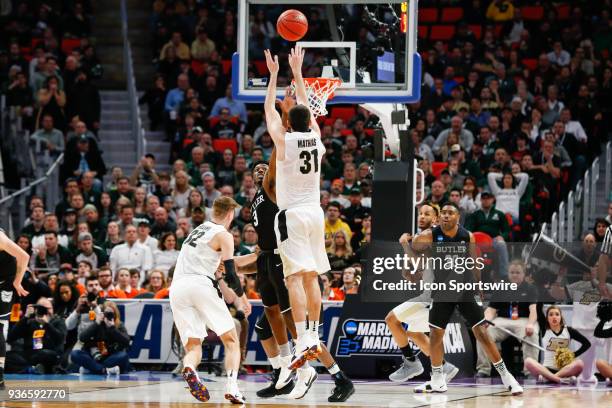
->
xmin=327 ymin=201 xmax=342 ymax=211
xmin=288 ymin=104 xmax=311 ymax=132
xmin=440 ymin=201 xmax=460 ymax=212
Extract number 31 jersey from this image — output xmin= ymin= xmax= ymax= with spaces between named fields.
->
xmin=173 ymin=221 xmax=225 ymax=283
xmin=276 ymin=130 xmax=325 ymax=210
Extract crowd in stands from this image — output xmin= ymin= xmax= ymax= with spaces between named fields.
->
xmin=1 ymin=0 xmax=611 ymax=376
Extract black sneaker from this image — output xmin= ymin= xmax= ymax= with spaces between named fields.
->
xmin=328 ymin=371 xmax=355 ymax=402
xmin=0 ymin=367 xmax=5 ymax=390
xmin=256 ymin=368 xmax=295 ymax=398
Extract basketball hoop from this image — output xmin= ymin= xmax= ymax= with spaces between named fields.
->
xmin=290 ymin=77 xmax=342 ymax=118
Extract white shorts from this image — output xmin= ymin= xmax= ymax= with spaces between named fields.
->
xmin=274 ymin=205 xmax=330 ymax=277
xmin=391 ymin=301 xmax=431 ymax=333
xmin=169 ymin=277 xmax=235 ymax=345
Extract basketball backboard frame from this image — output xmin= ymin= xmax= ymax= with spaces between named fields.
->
xmin=232 ymin=0 xmax=421 ymax=104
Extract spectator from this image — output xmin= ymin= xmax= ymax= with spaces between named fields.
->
xmin=110 ymin=177 xmax=135 ymax=207
xmin=210 ymin=84 xmax=247 ymax=123
xmin=160 ymin=31 xmax=191 ymax=61
xmin=6 ymin=298 xmax=66 ymax=374
xmin=171 ymin=170 xmax=192 ymax=210
xmin=109 ymin=225 xmax=153 ymax=281
xmin=331 ymin=267 xmax=360 ymax=299
xmin=476 ymin=261 xmax=538 ymax=378
xmin=33 ymin=231 xmax=74 ymax=272
xmin=136 ymin=220 xmax=158 ymax=253
xmin=70 ymin=301 xmax=130 ymax=375
xmin=606 ymin=202 xmax=612 ymax=225
xmin=130 ymin=154 xmax=159 ymax=192
xmin=62 ymin=135 xmax=106 ymax=183
xmin=487 ymin=170 xmax=529 ymax=223
xmin=152 ymin=232 xmax=179 ymax=277
xmin=21 ymin=205 xmax=45 ymax=237
xmin=547 ymin=41 xmax=571 ymax=67
xmin=324 ymin=202 xmax=352 ymax=250
xmin=327 ymin=231 xmax=354 ymax=272
xmin=35 ymin=75 xmax=66 ymax=131
xmin=115 ymin=268 xmax=144 ymax=298
xmin=31 ymin=114 xmax=64 ymax=154
xmin=464 ymin=191 xmax=510 ymax=277
xmin=66 ymin=70 xmax=100 ymax=133
xmin=151 ymin=208 xmax=177 ymax=239
xmin=101 ymin=222 xmax=123 ymax=256
xmin=342 ymin=188 xmax=369 ymax=233
xmin=191 ymin=28 xmax=216 ymax=61
xmin=594 ymin=218 xmax=611 ymax=244
xmin=144 ymin=269 xmax=167 ymax=296
xmin=74 ymin=232 xmax=109 ymax=270
xmin=96 ymin=266 xmax=126 ymax=299
xmin=139 ymin=75 xmax=167 ymax=131
xmin=53 ymin=280 xmax=80 ymax=319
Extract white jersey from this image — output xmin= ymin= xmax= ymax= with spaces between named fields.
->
xmin=172 ymin=221 xmax=225 ymax=283
xmin=542 ymin=326 xmax=571 ymax=369
xmin=276 ymin=130 xmax=325 ymax=210
xmin=566 ymin=279 xmax=612 ymax=330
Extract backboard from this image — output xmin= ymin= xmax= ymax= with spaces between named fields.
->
xmin=233 ymin=0 xmax=421 ymax=104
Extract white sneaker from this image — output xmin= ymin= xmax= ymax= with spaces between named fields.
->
xmin=560 ymin=376 xmax=577 ymax=385
xmin=288 ymin=366 xmax=317 ymax=399
xmin=389 ymin=357 xmax=424 ymax=382
xmin=224 ymin=381 xmax=246 ymax=404
xmin=289 ymin=333 xmax=321 ymax=370
xmin=501 ymin=374 xmax=523 ymax=395
xmin=106 ymin=366 xmax=120 ymax=376
xmin=275 ymin=355 xmax=295 ymax=390
xmin=605 ymin=378 xmax=611 ymax=387
xmin=537 ymin=374 xmax=547 ymax=384
xmin=414 ymin=379 xmax=447 ymax=393
xmin=442 ymin=361 xmax=459 ymax=382
xmin=578 ymin=374 xmax=598 ymax=385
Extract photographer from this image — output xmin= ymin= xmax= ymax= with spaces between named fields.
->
xmin=6 ymin=298 xmax=66 ymax=374
xmin=65 ymin=276 xmax=103 ymax=350
xmin=70 ymin=301 xmax=130 ymax=375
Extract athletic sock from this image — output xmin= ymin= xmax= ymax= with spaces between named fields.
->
xmin=279 ymin=342 xmax=292 ymax=358
xmin=309 ymin=320 xmax=319 ymax=338
xmin=400 ymin=344 xmax=415 ymax=361
xmin=493 ymin=359 xmax=509 ymax=377
xmin=296 ymin=321 xmax=307 ymax=340
xmin=228 ymin=369 xmax=238 ymax=383
xmin=327 ymin=363 xmax=340 ymax=375
xmin=431 ymin=365 xmax=444 ymax=384
xmin=270 ymin=355 xmax=281 ymax=369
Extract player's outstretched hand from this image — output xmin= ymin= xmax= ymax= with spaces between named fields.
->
xmin=13 ymin=279 xmax=29 ymax=297
xmin=275 ymin=86 xmax=296 ymax=115
xmin=288 ymin=45 xmax=305 ymax=75
xmin=264 ymin=49 xmax=279 ymax=75
xmin=399 ymin=233 xmax=413 ymax=245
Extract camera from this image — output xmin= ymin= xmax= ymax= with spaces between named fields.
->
xmin=35 ymin=304 xmax=48 ymax=317
xmin=104 ymin=310 xmax=115 ymax=321
xmin=91 ymin=348 xmax=103 ymax=362
xmin=87 ymin=292 xmax=98 ymax=303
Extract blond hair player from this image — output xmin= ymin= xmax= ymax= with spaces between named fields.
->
xmin=170 ymin=197 xmax=256 ymax=404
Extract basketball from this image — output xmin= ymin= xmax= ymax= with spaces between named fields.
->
xmin=277 ymin=9 xmax=308 ymax=42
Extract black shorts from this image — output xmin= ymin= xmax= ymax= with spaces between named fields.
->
xmin=429 ymin=292 xmax=485 ymax=330
xmin=0 ymin=282 xmax=14 ymax=320
xmin=256 ymin=251 xmax=291 ymax=312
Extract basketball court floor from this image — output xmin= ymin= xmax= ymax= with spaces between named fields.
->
xmin=1 ymin=372 xmax=610 ymax=407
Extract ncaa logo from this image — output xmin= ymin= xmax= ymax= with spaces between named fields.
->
xmin=344 ymin=320 xmax=358 ymax=336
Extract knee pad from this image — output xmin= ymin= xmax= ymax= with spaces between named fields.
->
xmin=255 ymin=314 xmax=273 ymax=341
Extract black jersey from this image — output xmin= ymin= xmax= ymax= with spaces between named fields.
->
xmin=430 ymin=225 xmax=472 ymax=285
xmin=0 ymin=228 xmax=17 ymax=282
xmin=251 ymin=188 xmax=279 ymax=251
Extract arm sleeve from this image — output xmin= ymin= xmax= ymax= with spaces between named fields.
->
xmin=105 ymin=324 xmax=131 ymax=348
xmin=65 ymin=310 xmax=79 ymax=331
xmin=594 ymin=320 xmax=612 ymax=338
xmin=487 ymin=173 xmax=502 ymax=195
xmin=515 ymin=173 xmax=529 ymax=197
xmin=567 ymin=326 xmax=591 ymax=357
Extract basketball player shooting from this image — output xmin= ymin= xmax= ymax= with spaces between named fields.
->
xmin=409 ymin=203 xmax=523 ymax=395
xmin=0 ymin=228 xmax=30 ymax=389
xmin=263 ymin=46 xmax=330 ymax=371
xmin=169 ymin=197 xmax=257 ymax=404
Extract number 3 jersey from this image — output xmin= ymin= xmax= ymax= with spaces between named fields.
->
xmin=276 ymin=130 xmax=325 ymax=210
xmin=173 ymin=221 xmax=225 ymax=283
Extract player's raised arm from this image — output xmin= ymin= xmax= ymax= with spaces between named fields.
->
xmin=410 ymin=229 xmax=433 ymax=253
xmin=218 ymin=230 xmax=245 ymax=297
xmin=0 ymin=230 xmax=29 ymax=297
xmin=264 ymin=50 xmax=285 ymax=150
xmin=288 ymin=45 xmax=320 ymax=135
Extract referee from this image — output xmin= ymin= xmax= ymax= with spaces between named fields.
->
xmin=0 ymin=228 xmax=30 ymax=389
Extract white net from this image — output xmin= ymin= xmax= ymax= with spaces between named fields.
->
xmin=290 ymin=78 xmax=342 ymax=118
